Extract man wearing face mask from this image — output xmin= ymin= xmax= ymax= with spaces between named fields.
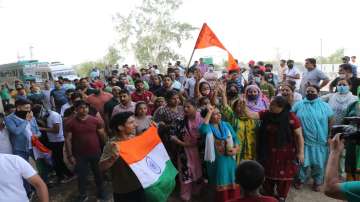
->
xmin=299 ymin=58 xmax=330 ymax=96
xmin=86 ymin=80 xmax=113 ymax=119
xmin=329 ymin=64 xmax=360 ymax=95
xmin=27 ymin=86 xmax=46 ymax=105
xmin=4 ymin=98 xmax=41 ymax=196
xmin=264 ymin=64 xmax=279 ymax=88
xmin=253 ymin=70 xmax=275 ymax=99
xmin=284 ymin=60 xmax=300 ymax=88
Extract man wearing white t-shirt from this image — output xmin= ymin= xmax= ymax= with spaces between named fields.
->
xmin=0 ymin=153 xmax=48 ymax=202
xmin=284 ymin=60 xmax=301 ymax=88
xmin=34 ymin=104 xmax=74 ymax=183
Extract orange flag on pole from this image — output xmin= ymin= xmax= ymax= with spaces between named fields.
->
xmin=193 ymin=23 xmax=239 ymax=71
xmin=194 ymin=23 xmax=226 ymax=50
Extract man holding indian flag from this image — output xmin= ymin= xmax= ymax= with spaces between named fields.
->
xmin=99 ymin=111 xmax=177 ymax=202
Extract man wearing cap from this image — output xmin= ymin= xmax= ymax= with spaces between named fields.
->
xmin=15 ymin=84 xmax=27 ymax=101
xmin=5 ymin=98 xmax=42 ymax=196
xmin=86 ymin=80 xmax=113 ymax=118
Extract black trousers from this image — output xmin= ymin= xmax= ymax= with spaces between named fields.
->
xmin=48 ymin=141 xmax=73 ymax=180
xmin=75 ymin=154 xmax=105 ymax=197
xmin=113 ymin=189 xmax=147 ymax=202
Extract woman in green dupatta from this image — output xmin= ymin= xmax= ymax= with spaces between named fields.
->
xmin=344 ymin=87 xmax=360 ymax=181
xmin=219 ymin=84 xmax=257 ymax=162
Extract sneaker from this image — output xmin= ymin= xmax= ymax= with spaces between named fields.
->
xmin=76 ymin=195 xmax=89 ymax=202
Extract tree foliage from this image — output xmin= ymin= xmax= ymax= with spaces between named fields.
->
xmin=113 ymin=0 xmax=196 ymax=69
xmin=103 ymin=45 xmax=122 ymax=65
xmin=316 ymin=48 xmax=344 ymax=64
xmin=75 ymin=45 xmax=122 ymax=76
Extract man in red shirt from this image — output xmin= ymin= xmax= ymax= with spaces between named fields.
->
xmin=65 ymin=100 xmax=108 ymax=202
xmin=131 ymin=80 xmax=154 ymax=103
xmin=227 ymin=160 xmax=278 ymax=202
xmin=86 ymin=80 xmax=113 ymax=118
xmin=131 ymin=80 xmax=154 ymax=114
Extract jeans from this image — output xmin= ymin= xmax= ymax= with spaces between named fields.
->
xmin=13 ymin=150 xmax=33 ymax=196
xmin=75 ymin=154 xmax=105 ymax=198
xmin=48 ymin=141 xmax=73 ymax=180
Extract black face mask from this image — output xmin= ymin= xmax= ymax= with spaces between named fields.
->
xmin=306 ymin=94 xmax=318 ymax=100
xmin=15 ymin=110 xmax=30 ymax=119
xmin=248 ymin=95 xmax=258 ymax=101
xmin=288 ymin=64 xmax=294 ymax=68
xmin=228 ymin=91 xmax=238 ymax=98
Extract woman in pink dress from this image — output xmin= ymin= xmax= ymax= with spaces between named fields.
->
xmin=170 ymin=99 xmax=203 ymax=202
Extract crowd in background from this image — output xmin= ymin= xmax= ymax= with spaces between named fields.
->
xmin=0 ymin=56 xmax=360 ymax=202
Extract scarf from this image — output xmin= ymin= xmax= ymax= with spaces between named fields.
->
xmin=245 ymin=85 xmax=269 ymax=112
xmin=257 ymin=108 xmax=292 ymax=162
xmin=209 ymin=121 xmax=230 ymax=140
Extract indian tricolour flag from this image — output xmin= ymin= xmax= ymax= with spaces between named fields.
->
xmin=116 ymin=125 xmax=178 ymax=202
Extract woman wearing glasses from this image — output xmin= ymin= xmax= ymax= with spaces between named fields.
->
xmin=292 ymin=84 xmax=335 ymax=192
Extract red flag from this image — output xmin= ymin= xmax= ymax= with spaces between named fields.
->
xmin=194 ymin=23 xmax=239 ymax=70
xmin=194 ymin=23 xmax=226 ymax=50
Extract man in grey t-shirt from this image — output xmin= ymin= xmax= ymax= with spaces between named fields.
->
xmin=300 ymin=58 xmax=330 ymax=96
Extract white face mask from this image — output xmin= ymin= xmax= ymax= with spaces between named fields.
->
xmin=339 ymin=74 xmax=346 ymax=79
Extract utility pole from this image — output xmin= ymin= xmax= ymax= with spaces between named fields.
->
xmin=320 ymin=38 xmax=323 ymax=70
xmin=29 ymin=45 xmax=34 ymax=60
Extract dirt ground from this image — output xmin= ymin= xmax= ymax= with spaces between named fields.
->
xmin=34 ymin=179 xmax=341 ymax=202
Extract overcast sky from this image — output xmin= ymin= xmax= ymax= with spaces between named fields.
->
xmin=1 ymin=0 xmax=359 ymax=65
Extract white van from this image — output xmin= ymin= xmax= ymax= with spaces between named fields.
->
xmin=49 ymin=62 xmax=79 ymax=81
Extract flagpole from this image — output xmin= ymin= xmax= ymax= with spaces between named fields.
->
xmin=186 ymin=23 xmax=206 ymax=71
xmin=186 ymin=48 xmax=196 ymax=70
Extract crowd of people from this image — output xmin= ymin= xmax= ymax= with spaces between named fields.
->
xmin=0 ymin=56 xmax=360 ymax=202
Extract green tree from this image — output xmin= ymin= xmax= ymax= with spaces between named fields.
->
xmin=103 ymin=45 xmax=122 ymax=65
xmin=75 ymin=60 xmax=106 ymax=77
xmin=113 ymin=0 xmax=196 ymax=70
xmin=75 ymin=45 xmax=122 ymax=77
xmin=316 ymin=48 xmax=344 ymax=64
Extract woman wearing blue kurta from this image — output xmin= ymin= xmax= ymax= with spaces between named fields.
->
xmin=292 ymin=84 xmax=334 ymax=192
xmin=199 ymin=105 xmax=240 ymax=202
